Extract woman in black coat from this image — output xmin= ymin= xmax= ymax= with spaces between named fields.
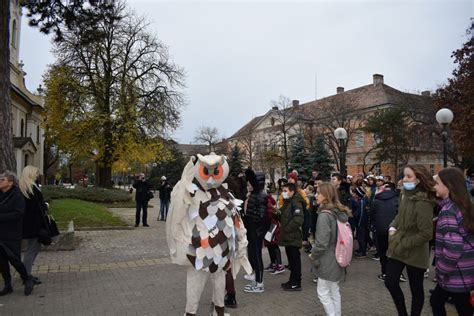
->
xmin=0 ymin=171 xmax=34 ymax=296
xmin=19 ymin=166 xmax=48 ymax=285
xmin=242 ymin=169 xmax=267 ymax=293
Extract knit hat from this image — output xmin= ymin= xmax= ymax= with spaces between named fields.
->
xmin=161 ymin=176 xmax=167 ymax=181
xmin=288 ymin=172 xmax=298 ymax=183
xmin=354 ymin=186 xmax=366 ymax=198
xmin=375 ymin=176 xmax=385 ymax=183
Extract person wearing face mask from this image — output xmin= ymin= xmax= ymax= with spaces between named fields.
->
xmin=279 ymin=182 xmax=305 ymax=291
xmin=430 ymin=168 xmax=474 ymax=316
xmin=385 ymin=165 xmax=437 ymax=316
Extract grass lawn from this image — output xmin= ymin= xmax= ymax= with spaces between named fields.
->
xmin=49 ymin=199 xmax=129 ymax=230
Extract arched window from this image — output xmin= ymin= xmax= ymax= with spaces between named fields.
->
xmin=20 ymin=119 xmax=24 ymax=137
xmin=12 ymin=20 xmax=17 ymax=48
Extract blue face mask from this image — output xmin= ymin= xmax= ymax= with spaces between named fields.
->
xmin=403 ymin=182 xmax=417 ymax=191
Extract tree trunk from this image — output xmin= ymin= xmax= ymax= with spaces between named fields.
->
xmin=0 ymin=1 xmax=16 ymax=173
xmin=97 ymin=165 xmax=112 ymax=188
xmin=68 ymin=163 xmax=73 ymax=184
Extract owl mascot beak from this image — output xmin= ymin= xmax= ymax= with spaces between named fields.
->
xmin=206 ymin=177 xmax=216 ymax=187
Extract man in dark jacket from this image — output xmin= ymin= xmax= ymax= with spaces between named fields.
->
xmin=133 ymin=173 xmax=152 ymax=227
xmin=158 ymin=176 xmax=172 ymax=221
xmin=331 ymin=173 xmax=351 ymax=208
xmin=243 ymin=169 xmax=267 ymax=293
xmin=370 ymin=186 xmax=399 ymax=280
xmin=0 ymin=171 xmax=34 ymax=296
xmin=279 ymin=182 xmax=305 ymax=291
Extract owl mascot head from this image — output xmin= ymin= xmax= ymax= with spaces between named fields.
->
xmin=166 ymin=153 xmax=251 ymax=316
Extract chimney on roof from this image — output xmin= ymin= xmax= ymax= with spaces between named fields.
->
xmin=292 ymin=100 xmax=299 ymax=107
xmin=373 ymin=74 xmax=384 ymax=86
xmin=421 ymin=90 xmax=431 ymax=97
xmin=271 ymin=106 xmax=278 ymax=110
xmin=337 ymin=87 xmax=344 ymax=94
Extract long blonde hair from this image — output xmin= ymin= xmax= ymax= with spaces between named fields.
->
xmin=19 ymin=166 xmax=40 ymax=197
xmin=318 ymin=182 xmax=350 ymax=214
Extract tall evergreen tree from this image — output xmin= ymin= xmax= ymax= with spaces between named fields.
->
xmin=150 ymin=145 xmax=185 ymax=186
xmin=228 ymin=145 xmax=244 ymax=177
xmin=308 ymin=136 xmax=334 ymax=181
xmin=289 ymin=134 xmax=311 ymax=181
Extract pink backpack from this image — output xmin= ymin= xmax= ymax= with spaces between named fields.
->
xmin=321 ymin=210 xmax=353 ymax=268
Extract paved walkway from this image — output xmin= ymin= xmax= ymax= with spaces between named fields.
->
xmin=0 ymin=197 xmax=454 ymax=315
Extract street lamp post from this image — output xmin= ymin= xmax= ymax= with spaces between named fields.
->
xmin=334 ymin=127 xmax=348 ymax=176
xmin=435 ymin=108 xmax=454 ymax=168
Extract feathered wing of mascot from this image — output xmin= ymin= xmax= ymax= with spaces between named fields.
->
xmin=166 ymin=153 xmax=252 ymax=316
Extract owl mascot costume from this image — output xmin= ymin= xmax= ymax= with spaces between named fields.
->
xmin=166 ymin=153 xmax=252 ymax=316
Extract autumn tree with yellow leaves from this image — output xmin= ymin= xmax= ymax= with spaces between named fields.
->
xmin=43 ymin=2 xmax=184 ymax=187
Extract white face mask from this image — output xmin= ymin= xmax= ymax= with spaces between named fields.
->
xmin=282 ymin=192 xmax=289 ymax=199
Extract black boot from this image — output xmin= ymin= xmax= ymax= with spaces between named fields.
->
xmin=0 ymin=283 xmax=13 ymax=296
xmin=24 ymin=276 xmax=34 ymax=296
xmin=224 ymin=293 xmax=237 ymax=308
xmin=32 ymin=276 xmax=42 ymax=285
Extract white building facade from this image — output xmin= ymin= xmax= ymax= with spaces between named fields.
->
xmin=9 ymin=0 xmax=45 ymax=176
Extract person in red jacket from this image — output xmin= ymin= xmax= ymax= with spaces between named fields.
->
xmin=264 ymin=191 xmax=285 ymax=274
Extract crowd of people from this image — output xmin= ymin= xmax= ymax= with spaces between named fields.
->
xmin=222 ymin=166 xmax=473 ymax=316
xmin=1 ymin=163 xmax=473 ymax=316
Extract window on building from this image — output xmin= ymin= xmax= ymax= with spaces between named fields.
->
xmin=430 ymin=164 xmax=435 ymax=175
xmin=24 ymin=154 xmax=29 ymax=168
xmin=37 ymin=126 xmax=40 ymax=144
xmin=12 ymin=20 xmax=17 ymax=48
xmin=20 ymin=119 xmax=24 ymax=137
xmin=355 ymin=130 xmax=364 ymax=147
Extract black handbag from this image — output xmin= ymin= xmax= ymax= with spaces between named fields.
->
xmin=147 ymin=191 xmax=154 ymax=200
xmin=46 ymin=213 xmax=60 ymax=238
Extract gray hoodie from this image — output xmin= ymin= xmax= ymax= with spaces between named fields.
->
xmin=311 ymin=204 xmax=349 ymax=282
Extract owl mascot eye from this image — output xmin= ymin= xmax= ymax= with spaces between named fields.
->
xmin=166 ymin=152 xmax=251 ymax=316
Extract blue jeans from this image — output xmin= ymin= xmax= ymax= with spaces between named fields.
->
xmin=160 ymin=199 xmax=170 ymax=220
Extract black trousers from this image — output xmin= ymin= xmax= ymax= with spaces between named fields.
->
xmin=356 ymin=223 xmax=368 ymax=254
xmin=267 ymin=244 xmax=282 ymax=265
xmin=285 ymin=246 xmax=301 ymax=285
xmin=376 ymin=233 xmax=389 ymax=275
xmin=430 ymin=284 xmax=473 ymax=316
xmin=310 ymin=211 xmax=318 ymax=240
xmin=385 ymin=258 xmax=426 ymax=316
xmin=0 ymin=243 xmax=29 ymax=285
xmin=248 ymin=235 xmax=264 ymax=283
xmin=135 ymin=199 xmax=148 ymax=225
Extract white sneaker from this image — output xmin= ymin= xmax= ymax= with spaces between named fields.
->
xmin=243 ymin=282 xmax=264 ymax=293
xmin=244 ymin=273 xmax=255 ymax=281
xmin=244 ymin=280 xmax=256 ymax=290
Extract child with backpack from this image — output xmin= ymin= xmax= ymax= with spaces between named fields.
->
xmin=310 ymin=182 xmax=352 ymax=316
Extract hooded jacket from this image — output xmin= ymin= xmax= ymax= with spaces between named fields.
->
xmin=311 ymin=203 xmax=349 ymax=282
xmin=370 ymin=189 xmax=399 ymax=234
xmin=244 ymin=170 xmax=267 ymax=239
xmin=387 ymin=188 xmax=436 ymax=269
xmin=279 ymin=192 xmax=305 ymax=248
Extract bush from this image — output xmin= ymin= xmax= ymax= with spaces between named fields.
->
xmin=42 ymin=185 xmax=132 ymax=203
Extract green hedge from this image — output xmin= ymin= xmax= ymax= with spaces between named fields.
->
xmin=42 ymin=185 xmax=132 ymax=203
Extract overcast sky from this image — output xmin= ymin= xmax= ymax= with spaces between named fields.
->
xmin=19 ymin=0 xmax=472 ymax=143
